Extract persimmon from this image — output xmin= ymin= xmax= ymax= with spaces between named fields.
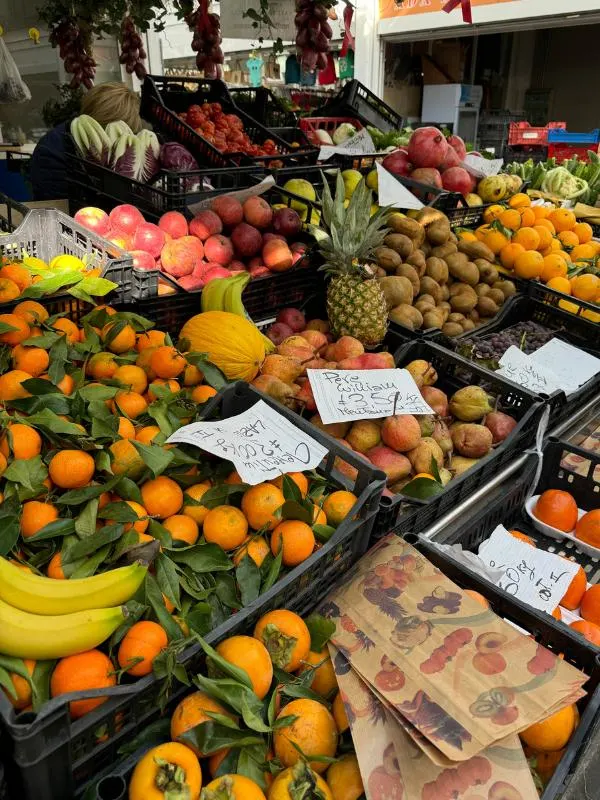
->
xmin=520 ymin=705 xmax=577 ymax=752
xmin=254 ymin=609 xmax=310 ymax=671
xmin=570 ymin=620 xmax=600 ymax=646
xmin=580 ymin=585 xmax=600 ymax=626
xmin=273 ymin=698 xmax=338 ymax=773
xmin=268 ymin=764 xmax=332 ymax=800
xmin=171 ymin=691 xmax=233 ymax=756
xmin=298 ymin=648 xmax=337 ymax=696
xmin=327 ymin=754 xmax=364 ymax=800
xmin=128 ymin=742 xmax=202 ymax=800
xmin=560 ymin=563 xmax=586 ymax=610
xmin=215 ymin=635 xmax=273 ymax=699
xmin=203 ymin=775 xmax=266 ymax=799
xmin=575 ymin=509 xmax=600 ymax=548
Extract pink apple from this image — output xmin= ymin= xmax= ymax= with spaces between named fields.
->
xmin=158 ymin=210 xmax=188 ymax=239
xmin=132 ymin=222 xmax=166 ymax=259
xmin=107 ymin=232 xmax=133 ymax=251
xmin=248 ymin=264 xmax=270 ymax=278
xmin=130 ymin=250 xmax=157 ymax=270
xmin=109 ymin=204 xmax=145 ymax=235
xmin=203 ymin=265 xmax=232 ymax=283
xmin=74 ymin=207 xmax=111 ymax=236
xmin=177 ymin=274 xmax=205 ymax=292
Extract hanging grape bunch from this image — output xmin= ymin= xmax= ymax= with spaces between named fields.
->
xmin=120 ymin=16 xmax=147 ymax=80
xmin=295 ymin=0 xmax=335 ymax=72
xmin=189 ymin=0 xmax=224 ymax=78
xmin=49 ymin=19 xmax=96 ymax=89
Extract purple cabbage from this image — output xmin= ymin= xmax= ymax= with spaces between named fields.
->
xmin=160 ymin=142 xmax=199 ymax=172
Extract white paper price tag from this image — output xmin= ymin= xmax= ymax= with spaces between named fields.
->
xmin=497 ymin=346 xmax=562 ymax=395
xmin=376 ymin=162 xmax=424 ymax=210
xmin=531 ymin=338 xmax=600 ymax=395
xmin=462 ymin=153 xmax=503 ymax=178
xmin=478 ymin=526 xmax=580 ymax=613
xmin=166 ymin=400 xmax=328 ymax=485
xmin=318 ymin=128 xmax=376 ymax=161
xmin=307 ymin=368 xmax=433 ymax=425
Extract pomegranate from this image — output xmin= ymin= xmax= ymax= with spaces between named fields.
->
xmin=382 ymin=148 xmax=412 ymax=177
xmin=439 ymin=146 xmax=460 ymax=171
xmin=411 ymin=168 xmax=443 ymax=189
xmin=441 ymin=167 xmax=473 ymax=195
xmin=407 ymin=127 xmax=448 ymax=169
xmin=447 ymin=134 xmax=467 ymax=161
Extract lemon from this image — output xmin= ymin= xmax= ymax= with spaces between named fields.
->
xmin=299 ymin=207 xmax=321 ymax=225
xmin=22 ymin=256 xmax=49 ymax=271
xmin=282 ymin=179 xmax=316 ymax=212
xmin=49 ymin=254 xmax=86 ymax=272
xmin=366 ymin=168 xmax=378 ymax=192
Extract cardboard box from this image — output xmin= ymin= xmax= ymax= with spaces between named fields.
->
xmin=383 ymin=83 xmax=421 ymax=118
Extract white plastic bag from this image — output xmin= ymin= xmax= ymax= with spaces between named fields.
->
xmin=0 ymin=38 xmax=31 ymax=103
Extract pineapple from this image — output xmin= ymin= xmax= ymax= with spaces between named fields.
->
xmin=310 ymin=171 xmax=390 ymax=347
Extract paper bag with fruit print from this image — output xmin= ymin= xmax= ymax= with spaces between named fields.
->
xmin=320 ymin=535 xmax=587 ymax=761
xmin=331 ymin=644 xmax=540 ymax=800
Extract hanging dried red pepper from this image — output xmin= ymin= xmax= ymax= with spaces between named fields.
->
xmin=442 ymin=0 xmax=473 ymax=24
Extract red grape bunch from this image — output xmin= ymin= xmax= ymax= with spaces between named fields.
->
xmin=295 ymin=0 xmax=335 ymax=73
xmin=49 ymin=19 xmax=96 ymax=90
xmin=189 ymin=0 xmax=224 ymax=78
xmin=119 ymin=16 xmax=147 ymax=81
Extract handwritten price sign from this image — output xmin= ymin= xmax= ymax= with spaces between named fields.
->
xmin=307 ymin=368 xmax=433 ymax=424
xmin=497 ymin=346 xmax=562 ymax=395
xmin=166 ymin=400 xmax=328 ymax=485
xmin=478 ymin=526 xmax=580 ymax=613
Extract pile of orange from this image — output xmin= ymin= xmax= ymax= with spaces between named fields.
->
xmin=476 ymin=197 xmax=600 ymax=317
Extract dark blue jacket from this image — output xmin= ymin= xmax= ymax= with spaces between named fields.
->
xmin=30 ymin=121 xmax=68 ymax=200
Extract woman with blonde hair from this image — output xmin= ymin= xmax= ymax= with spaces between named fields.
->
xmin=31 ymin=82 xmax=143 ymax=200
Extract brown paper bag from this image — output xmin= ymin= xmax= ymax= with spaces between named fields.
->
xmin=321 ymin=536 xmax=587 ymax=760
xmin=332 ymin=644 xmax=540 ymax=800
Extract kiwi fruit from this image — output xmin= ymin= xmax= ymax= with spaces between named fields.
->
xmin=442 ymin=322 xmax=464 ymax=337
xmin=384 ymin=233 xmax=413 ymax=259
xmin=427 ymin=220 xmax=452 ymax=246
xmin=375 ymin=246 xmax=402 ymax=273
xmin=419 ymin=276 xmax=443 ymax=303
xmin=487 ymin=288 xmax=506 ymax=305
xmin=431 ymin=242 xmax=458 ymax=259
xmin=406 ymin=250 xmax=426 ymax=276
xmin=422 ymin=309 xmax=445 ymax=329
xmin=396 ymin=263 xmax=420 ymax=296
xmin=477 ymin=296 xmax=499 ymax=317
xmin=425 ymin=257 xmax=449 ymax=284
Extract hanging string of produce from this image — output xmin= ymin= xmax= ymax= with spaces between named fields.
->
xmin=47 ymin=18 xmax=97 ymax=89
xmin=295 ymin=0 xmax=337 ymax=73
xmin=120 ymin=15 xmax=147 ymax=80
xmin=188 ymin=0 xmax=224 ymax=78
xmin=442 ymin=0 xmax=473 ymax=24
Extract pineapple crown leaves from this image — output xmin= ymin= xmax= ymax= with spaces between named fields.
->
xmin=308 ymin=170 xmax=391 ymax=275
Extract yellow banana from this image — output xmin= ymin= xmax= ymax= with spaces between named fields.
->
xmin=200 ymin=276 xmax=230 ymax=312
xmin=0 ymin=597 xmax=126 ymax=659
xmin=222 ymin=273 xmax=275 ymax=353
xmin=0 ymin=558 xmax=146 ymax=615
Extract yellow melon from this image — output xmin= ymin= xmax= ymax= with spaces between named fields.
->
xmin=179 ymin=311 xmax=265 ymax=381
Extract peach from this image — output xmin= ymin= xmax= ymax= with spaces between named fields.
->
xmin=276 ymin=308 xmax=306 ymax=332
xmin=109 ymin=204 xmax=144 ymax=235
xmin=74 ymin=207 xmax=111 ymax=236
xmin=132 ymin=222 xmax=165 ymax=259
xmin=211 ymin=195 xmax=243 ymax=227
xmin=366 ymin=446 xmax=412 ymax=484
xmin=421 ymin=386 xmax=449 ymax=417
xmin=160 ymin=236 xmax=204 ymax=278
xmin=229 ymin=259 xmax=245 ymax=272
xmin=189 ymin=210 xmax=222 ymax=240
xmin=263 ymin=239 xmax=293 ymax=272
xmin=158 ymin=211 xmax=188 ymax=239
xmin=347 ymin=420 xmax=381 ymax=453
xmin=332 ymin=336 xmax=364 ymax=361
xmin=381 ymin=415 xmax=421 ymax=453
xmin=472 ymin=652 xmax=506 ymax=675
xmin=267 ymin=323 xmax=294 ymax=345
xmin=305 ymin=319 xmax=329 ymax=334
xmin=243 ymin=196 xmax=273 ymax=229
xmin=204 ymin=234 xmax=233 ymax=266
xmin=300 ymin=330 xmax=327 ymax=351
xmin=231 ymin=223 xmax=262 ymax=257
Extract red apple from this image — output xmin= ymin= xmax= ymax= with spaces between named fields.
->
xmin=109 ymin=204 xmax=144 ymax=236
xmin=74 ymin=207 xmax=111 ymax=236
xmin=132 ymin=222 xmax=166 ymax=259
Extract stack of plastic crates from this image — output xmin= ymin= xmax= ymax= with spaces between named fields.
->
xmin=478 ymin=110 xmax=526 ymax=155
xmin=504 ymin=121 xmax=566 ymax=163
xmin=547 ymin=128 xmax=600 ymax=163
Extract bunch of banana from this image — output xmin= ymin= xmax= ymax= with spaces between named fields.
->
xmin=201 ymin=273 xmax=275 ymax=353
xmin=0 ymin=559 xmax=146 ymax=660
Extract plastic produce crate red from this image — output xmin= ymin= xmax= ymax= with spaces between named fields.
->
xmin=141 ymin=75 xmax=318 ymax=169
xmin=547 ymin=143 xmax=599 ymax=162
xmin=508 ymin=121 xmax=566 ymax=147
xmin=299 ymin=115 xmax=363 ymax=143
xmin=370 ymin=339 xmax=544 ymax=540
xmin=0 ymin=382 xmax=385 ymax=800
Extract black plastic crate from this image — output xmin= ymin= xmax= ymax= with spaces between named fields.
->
xmin=528 ymin=280 xmax=600 ymax=326
xmin=317 ymin=80 xmax=404 ymax=132
xmin=411 ymin=532 xmax=600 ymax=800
xmin=503 ymin=145 xmax=549 ymax=164
xmin=0 ymin=382 xmax=385 ymax=800
xmin=436 ymin=294 xmax=600 ymax=431
xmin=267 ymin=126 xmax=313 ymax=150
xmin=141 ymin=75 xmax=318 ymax=169
xmin=66 ymin=151 xmax=265 ymax=221
xmin=230 ymin=86 xmax=297 ymax=128
xmin=370 ymin=339 xmax=545 ymax=540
